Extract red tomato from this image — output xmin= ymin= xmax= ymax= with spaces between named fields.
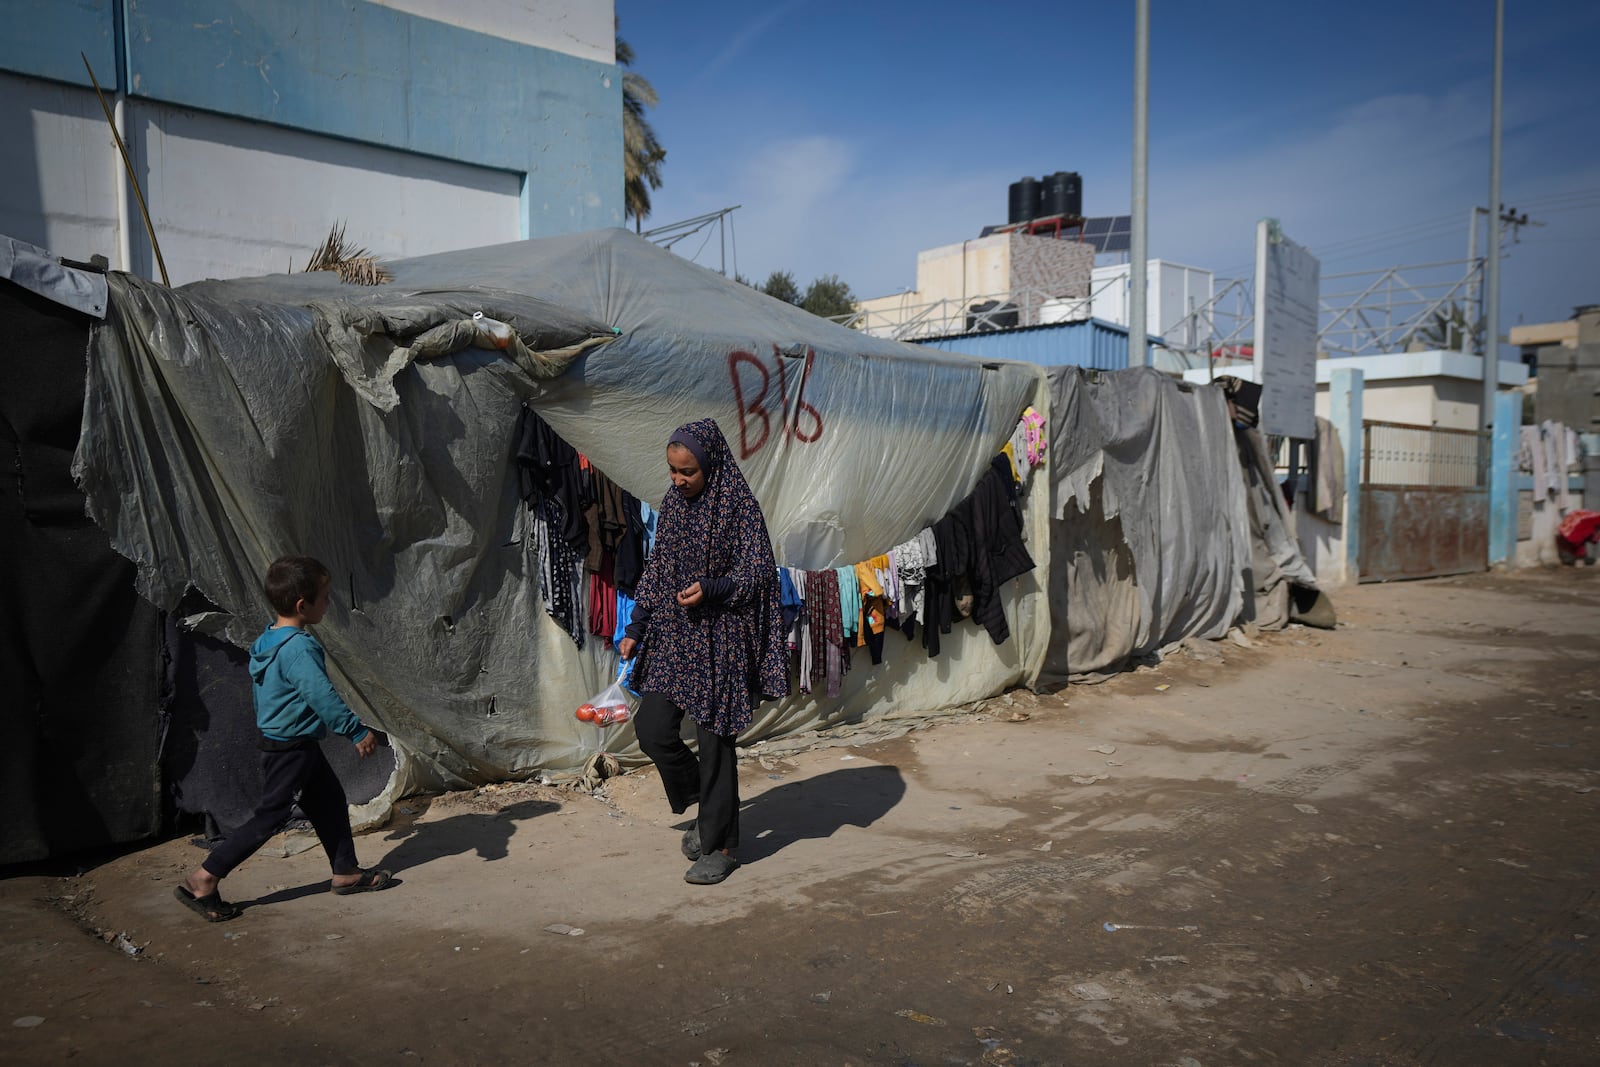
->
xmin=575 ymin=704 xmax=596 ymax=723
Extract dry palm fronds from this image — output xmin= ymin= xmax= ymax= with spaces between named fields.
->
xmin=304 ymin=221 xmax=393 ymax=285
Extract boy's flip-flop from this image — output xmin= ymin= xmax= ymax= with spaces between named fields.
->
xmin=174 ymin=884 xmax=241 ymax=923
xmin=331 ymin=868 xmax=393 ymax=895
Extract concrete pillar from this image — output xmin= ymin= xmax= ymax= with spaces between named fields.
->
xmin=1489 ymin=390 xmax=1518 ymax=565
xmin=1328 ymin=367 xmax=1364 ymax=584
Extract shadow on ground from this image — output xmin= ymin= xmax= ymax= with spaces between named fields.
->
xmin=718 ymin=765 xmax=907 ymax=864
xmin=373 ymin=798 xmax=561 ymax=874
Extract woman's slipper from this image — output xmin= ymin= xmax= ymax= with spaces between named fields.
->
xmin=174 ymin=884 xmax=241 ymax=923
xmin=681 ymin=827 xmax=702 ymax=861
xmin=331 ymin=868 xmax=393 ymax=895
xmin=684 ymin=852 xmax=738 ymax=885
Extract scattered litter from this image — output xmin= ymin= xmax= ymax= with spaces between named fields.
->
xmin=1103 ymin=921 xmax=1200 ymax=933
xmin=1070 ymin=982 xmax=1113 ymax=1002
xmin=1033 ymin=841 xmax=1053 ymax=852
xmin=223 ymin=931 xmax=245 ymax=941
xmin=324 ymin=934 xmax=344 ymax=941
xmin=1005 ymin=711 xmax=1031 ymax=723
xmin=895 ymin=1009 xmax=947 ymax=1026
xmin=757 ymin=829 xmax=773 ymax=838
xmin=248 ymin=1003 xmax=267 ymax=1012
xmin=811 ymin=991 xmax=831 ymax=1004
xmin=1294 ymin=804 xmax=1319 ymax=815
xmin=543 ymin=923 xmax=585 ymax=936
xmin=1145 ymin=955 xmax=1189 ymax=965
xmin=113 ymin=932 xmax=142 ymax=957
xmin=1154 ymin=684 xmax=1171 ymax=692
xmin=703 ymin=1049 xmax=730 ymax=1065
xmin=398 ymin=806 xmax=419 ymax=816
xmin=13 ymin=1017 xmax=45 ymax=1029
xmin=1069 ymin=773 xmax=1108 ymax=786
xmin=945 ymin=850 xmax=986 ymax=859
xmin=1492 ymin=858 xmax=1529 ymax=870
xmin=840 ymin=755 xmax=857 ymax=761
xmin=1089 ymin=744 xmax=1117 ymax=755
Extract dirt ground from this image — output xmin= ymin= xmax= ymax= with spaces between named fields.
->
xmin=3 ymin=568 xmax=1598 ymax=1066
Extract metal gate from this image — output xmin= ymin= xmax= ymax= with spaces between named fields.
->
xmin=1359 ymin=420 xmax=1491 ymax=581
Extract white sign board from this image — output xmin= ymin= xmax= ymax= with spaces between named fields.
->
xmin=1252 ymin=219 xmax=1320 ymax=440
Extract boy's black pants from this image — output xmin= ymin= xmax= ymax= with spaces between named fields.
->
xmin=202 ymin=741 xmax=358 ymax=880
xmin=635 ymin=692 xmax=740 ymax=854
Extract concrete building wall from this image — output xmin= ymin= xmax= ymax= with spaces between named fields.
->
xmin=0 ymin=74 xmax=120 ymax=266
xmin=915 ymin=235 xmax=1012 ymax=307
xmin=364 ymin=0 xmax=611 ymax=62
xmin=0 ymin=0 xmax=620 ymax=282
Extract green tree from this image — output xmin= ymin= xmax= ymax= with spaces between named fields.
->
xmin=761 ymin=270 xmax=802 ymax=305
xmin=801 ymin=274 xmax=858 ymax=320
xmin=617 ymin=20 xmax=665 ymax=232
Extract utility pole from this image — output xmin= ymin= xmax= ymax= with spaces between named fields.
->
xmin=1467 ymin=205 xmax=1487 ymax=353
xmin=1482 ymin=0 xmax=1503 ymax=430
xmin=1129 ymin=0 xmax=1150 ymax=368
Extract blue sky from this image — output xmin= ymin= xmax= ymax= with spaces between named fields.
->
xmin=616 ymin=0 xmax=1600 ymax=345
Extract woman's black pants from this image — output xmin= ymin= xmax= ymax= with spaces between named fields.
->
xmin=635 ymin=692 xmax=740 ymax=853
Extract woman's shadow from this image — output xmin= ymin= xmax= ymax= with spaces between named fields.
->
xmin=713 ymin=764 xmax=907 ymax=864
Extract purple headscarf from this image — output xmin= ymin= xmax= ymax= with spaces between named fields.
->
xmin=631 ymin=419 xmax=789 ymax=735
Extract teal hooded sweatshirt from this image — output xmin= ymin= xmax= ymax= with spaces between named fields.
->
xmin=250 ymin=626 xmax=369 ymax=744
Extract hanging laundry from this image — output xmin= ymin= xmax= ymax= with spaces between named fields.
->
xmin=514 ymin=403 xmax=588 ymax=548
xmin=836 ymin=565 xmax=861 ymax=641
xmin=533 ymin=496 xmax=586 ymax=648
xmin=853 ymin=559 xmax=889 ymax=665
xmin=613 ymin=490 xmax=648 ymax=593
xmin=807 ymin=569 xmax=849 ymax=698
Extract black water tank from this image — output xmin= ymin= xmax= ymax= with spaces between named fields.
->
xmin=1039 ymin=171 xmax=1082 ymax=218
xmin=1008 ymin=177 xmax=1040 ymax=224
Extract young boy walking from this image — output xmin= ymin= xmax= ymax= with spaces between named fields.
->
xmin=176 ymin=555 xmax=392 ymax=922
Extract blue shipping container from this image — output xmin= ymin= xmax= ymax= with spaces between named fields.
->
xmin=914 ymin=318 xmax=1160 ymax=371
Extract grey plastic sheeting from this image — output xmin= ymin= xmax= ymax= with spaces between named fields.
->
xmin=1041 ymin=367 xmax=1253 ymax=684
xmin=73 ymin=229 xmax=1051 ymax=821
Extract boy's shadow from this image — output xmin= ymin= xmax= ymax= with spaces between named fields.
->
xmin=238 ymin=798 xmax=560 ymax=910
xmin=711 ymin=765 xmax=907 ymax=864
xmin=373 ymin=798 xmax=561 ymax=875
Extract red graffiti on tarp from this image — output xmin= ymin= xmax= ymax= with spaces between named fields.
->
xmin=728 ymin=345 xmax=824 ymax=459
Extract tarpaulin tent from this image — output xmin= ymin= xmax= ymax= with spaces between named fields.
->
xmin=72 ymin=229 xmax=1052 ymax=827
xmin=6 ymin=227 xmax=1325 ymax=862
xmin=1039 ymin=366 xmax=1253 ymax=685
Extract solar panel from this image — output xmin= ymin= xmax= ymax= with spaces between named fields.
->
xmin=1078 ymin=215 xmax=1131 ymax=253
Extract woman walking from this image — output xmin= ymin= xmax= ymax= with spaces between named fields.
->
xmin=617 ymin=419 xmax=788 ymax=884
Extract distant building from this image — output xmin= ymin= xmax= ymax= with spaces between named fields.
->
xmin=0 ymin=0 xmax=622 ymax=284
xmin=856 ymin=231 xmax=1094 ymax=340
xmin=1512 ymin=306 xmax=1600 ymax=434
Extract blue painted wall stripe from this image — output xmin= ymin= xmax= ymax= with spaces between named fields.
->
xmin=1 ymin=0 xmax=624 ymax=233
xmin=1489 ymin=392 xmax=1518 ymax=564
xmin=0 ymin=0 xmax=118 ymax=88
xmin=1328 ymin=366 xmax=1363 ymax=582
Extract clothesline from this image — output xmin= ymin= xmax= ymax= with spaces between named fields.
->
xmin=516 ymin=404 xmax=1047 ymax=696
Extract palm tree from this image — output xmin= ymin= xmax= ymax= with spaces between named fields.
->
xmin=618 ymin=20 xmax=665 ymax=232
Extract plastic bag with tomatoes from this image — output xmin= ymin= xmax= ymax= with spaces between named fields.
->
xmin=574 ymin=675 xmax=635 ymax=728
